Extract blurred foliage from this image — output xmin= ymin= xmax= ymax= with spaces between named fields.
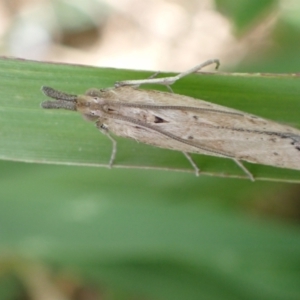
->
xmin=215 ymin=0 xmax=277 ymax=32
xmin=1 ymin=160 xmax=300 ymax=300
xmin=222 ymin=0 xmax=300 ymax=72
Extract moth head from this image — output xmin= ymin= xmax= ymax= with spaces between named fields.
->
xmin=41 ymin=86 xmax=102 ymax=122
xmin=76 ymin=88 xmax=105 ymax=111
xmin=77 ymin=88 xmax=106 ymax=121
xmin=41 ymin=86 xmax=77 ymax=111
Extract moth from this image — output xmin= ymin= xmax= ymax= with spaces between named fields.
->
xmin=41 ymin=59 xmax=300 ymax=181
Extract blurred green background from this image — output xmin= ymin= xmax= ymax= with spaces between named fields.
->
xmin=0 ymin=0 xmax=300 ymax=299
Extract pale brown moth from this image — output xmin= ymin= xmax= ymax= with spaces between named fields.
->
xmin=41 ymin=59 xmax=300 ymax=181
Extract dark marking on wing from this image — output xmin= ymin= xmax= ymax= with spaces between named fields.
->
xmin=154 ymin=116 xmax=165 ymax=123
xmin=280 ymin=134 xmax=300 ymax=151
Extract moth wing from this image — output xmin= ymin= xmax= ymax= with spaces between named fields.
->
xmin=100 ymin=88 xmax=300 ymax=170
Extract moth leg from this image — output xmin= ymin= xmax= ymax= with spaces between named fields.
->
xmin=115 ymin=59 xmax=220 ymax=89
xmin=148 ymin=71 xmax=160 ymax=79
xmin=129 ymin=71 xmax=162 ymax=89
xmin=183 ymin=152 xmax=200 ymax=177
xmin=146 ymin=70 xmax=176 ymax=93
xmin=96 ymin=121 xmax=117 ymax=168
xmin=232 ymin=159 xmax=255 ymax=182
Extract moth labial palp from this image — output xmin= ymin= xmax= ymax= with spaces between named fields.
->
xmin=41 ymin=59 xmax=300 ymax=181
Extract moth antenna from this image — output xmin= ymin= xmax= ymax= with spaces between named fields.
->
xmin=41 ymin=86 xmax=77 ymax=101
xmin=41 ymin=100 xmax=77 ymax=111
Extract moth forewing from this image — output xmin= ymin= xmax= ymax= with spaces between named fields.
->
xmin=41 ymin=59 xmax=300 ymax=180
xmin=91 ymin=87 xmax=300 ymax=170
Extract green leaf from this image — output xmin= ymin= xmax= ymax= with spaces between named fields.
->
xmin=0 ymin=57 xmax=299 ymax=182
xmin=1 ymin=161 xmax=300 ymax=300
xmin=215 ymin=0 xmax=277 ymax=31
